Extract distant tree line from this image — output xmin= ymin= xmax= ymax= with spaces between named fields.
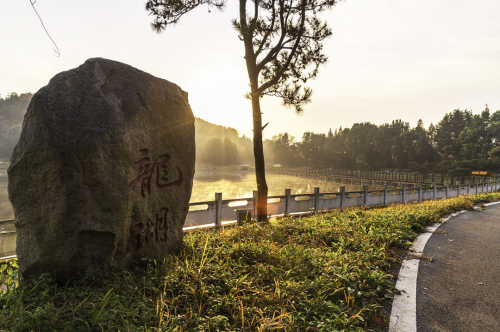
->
xmin=2 ymin=92 xmax=498 ymax=176
xmin=0 ymin=93 xmax=256 ymax=165
xmin=0 ymin=92 xmax=32 ymax=158
xmin=195 ymin=118 xmax=254 ymax=166
xmin=267 ymin=106 xmax=500 ymax=176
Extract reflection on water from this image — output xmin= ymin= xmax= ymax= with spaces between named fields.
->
xmin=0 ymin=171 xmax=381 ymax=219
xmin=191 ymin=171 xmax=381 ymax=202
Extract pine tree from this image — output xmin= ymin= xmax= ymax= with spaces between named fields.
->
xmin=146 ymin=0 xmax=340 ymax=220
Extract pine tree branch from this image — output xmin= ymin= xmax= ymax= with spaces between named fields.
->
xmin=257 ymin=1 xmax=306 ymax=95
xmin=255 ymin=0 xmax=277 ymax=58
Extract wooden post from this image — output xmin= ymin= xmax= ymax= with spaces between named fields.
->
xmin=418 ymin=183 xmax=422 ymax=203
xmin=466 ymin=180 xmax=470 ymax=195
xmin=432 ymin=183 xmax=436 ymax=200
xmin=285 ymin=188 xmax=291 ymax=216
xmin=215 ymin=192 xmax=223 ymax=228
xmin=456 ymin=181 xmax=460 ymax=197
xmin=314 ymin=187 xmax=320 ymax=212
xmin=445 ymin=183 xmax=449 ymax=199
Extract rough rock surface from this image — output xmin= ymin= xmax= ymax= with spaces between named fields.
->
xmin=8 ymin=58 xmax=195 ymax=283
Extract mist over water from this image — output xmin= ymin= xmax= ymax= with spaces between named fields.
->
xmin=0 ymin=171 xmax=381 ymax=220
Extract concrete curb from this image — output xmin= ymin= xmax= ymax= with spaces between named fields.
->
xmin=388 ymin=201 xmax=500 ymax=332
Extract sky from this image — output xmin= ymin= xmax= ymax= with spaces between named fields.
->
xmin=1 ymin=0 xmax=499 ymax=140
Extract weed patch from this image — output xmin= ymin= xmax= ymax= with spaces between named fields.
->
xmin=1 ymin=193 xmax=499 ymax=331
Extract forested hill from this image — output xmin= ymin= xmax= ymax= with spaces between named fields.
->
xmin=2 ymin=92 xmax=498 ymax=173
xmin=195 ymin=117 xmax=240 ymax=143
xmin=0 ymin=92 xmax=252 ymax=164
xmin=0 ymin=92 xmax=32 ymax=158
xmin=194 ymin=117 xmax=254 ymax=165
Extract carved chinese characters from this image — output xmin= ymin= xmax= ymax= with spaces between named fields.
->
xmin=129 ymin=149 xmax=183 ymax=198
xmin=129 ymin=149 xmax=183 ymax=251
xmin=135 ymin=207 xmax=169 ymax=250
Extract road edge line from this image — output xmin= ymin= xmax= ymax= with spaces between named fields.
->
xmin=388 ymin=210 xmax=465 ymax=332
xmin=388 ymin=200 xmax=500 ymax=331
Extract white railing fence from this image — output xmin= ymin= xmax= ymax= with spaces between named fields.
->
xmin=184 ymin=179 xmax=500 ymax=231
xmin=1 ymin=179 xmax=499 ymax=259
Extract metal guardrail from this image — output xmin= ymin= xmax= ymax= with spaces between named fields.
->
xmin=2 ymin=179 xmax=499 ymax=259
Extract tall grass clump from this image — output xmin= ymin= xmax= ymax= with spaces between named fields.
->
xmin=1 ymin=192 xmax=499 ymax=331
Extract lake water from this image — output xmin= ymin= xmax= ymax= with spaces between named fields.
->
xmin=0 ymin=172 xmax=11 ymax=220
xmin=0 ymin=170 xmax=380 ymax=219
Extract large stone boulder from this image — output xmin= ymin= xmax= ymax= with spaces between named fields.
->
xmin=8 ymin=58 xmax=195 ymax=283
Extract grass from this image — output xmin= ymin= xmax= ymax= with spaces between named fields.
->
xmin=1 ymin=193 xmax=500 ymax=331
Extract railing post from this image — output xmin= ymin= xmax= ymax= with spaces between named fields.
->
xmin=456 ymin=181 xmax=460 ymax=197
xmin=467 ymin=180 xmax=470 ymax=195
xmin=476 ymin=181 xmax=479 ymax=195
xmin=253 ymin=190 xmax=258 ymax=220
xmin=418 ymin=183 xmax=422 ymax=203
xmin=314 ymin=187 xmax=320 ymax=212
xmin=340 ymin=186 xmax=345 ymax=211
xmin=383 ymin=184 xmax=388 ymax=207
xmin=481 ymin=180 xmax=484 ymax=193
xmin=432 ymin=182 xmax=436 ymax=200
xmin=445 ymin=183 xmax=449 ymax=199
xmin=285 ymin=188 xmax=291 ymax=216
xmin=363 ymin=185 xmax=368 ymax=206
xmin=215 ymin=192 xmax=222 ymax=228
xmin=401 ymin=184 xmax=406 ymax=204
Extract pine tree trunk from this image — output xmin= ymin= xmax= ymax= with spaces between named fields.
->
xmin=251 ymin=94 xmax=268 ymax=221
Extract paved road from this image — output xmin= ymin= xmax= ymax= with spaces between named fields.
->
xmin=416 ymin=203 xmax=500 ymax=331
